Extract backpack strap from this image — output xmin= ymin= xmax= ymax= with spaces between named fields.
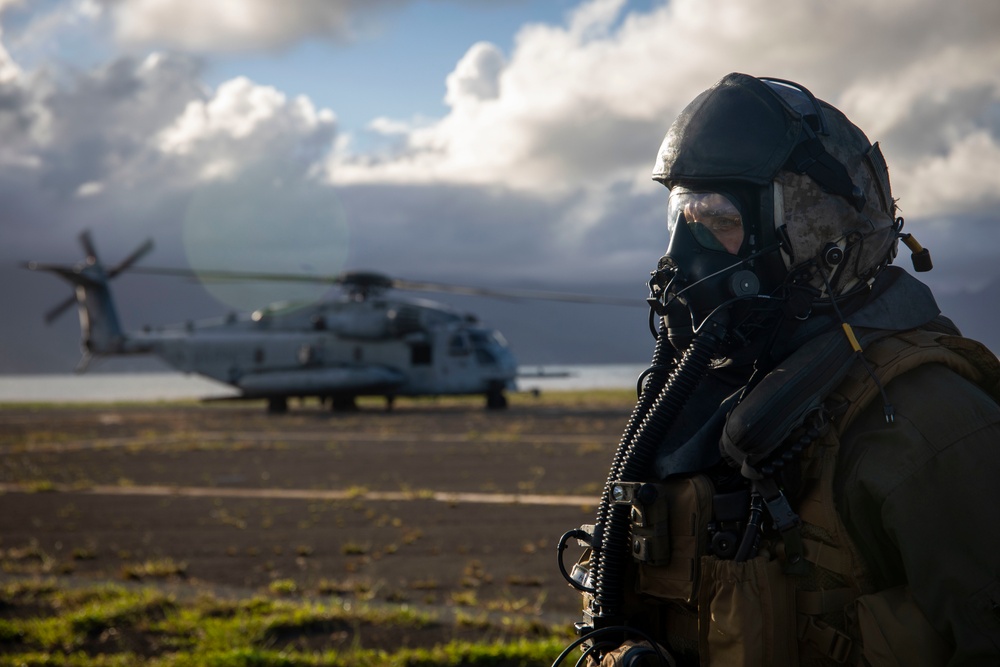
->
xmin=828 ymin=330 xmax=1000 ymax=431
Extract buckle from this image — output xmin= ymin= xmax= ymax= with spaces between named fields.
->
xmin=798 ymin=615 xmax=853 ymax=664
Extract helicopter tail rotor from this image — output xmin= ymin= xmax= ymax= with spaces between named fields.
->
xmin=30 ymin=231 xmax=154 ymax=324
xmin=25 ymin=230 xmax=153 ymax=366
xmin=108 ymin=238 xmax=154 ymax=279
xmin=79 ymin=229 xmax=99 ymax=266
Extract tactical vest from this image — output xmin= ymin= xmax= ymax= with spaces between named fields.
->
xmin=616 ymin=328 xmax=1000 ymax=667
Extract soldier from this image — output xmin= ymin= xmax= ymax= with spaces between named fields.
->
xmin=560 ymin=73 xmax=1000 ymax=666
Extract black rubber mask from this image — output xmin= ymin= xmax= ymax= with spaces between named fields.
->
xmin=658 ymin=188 xmax=764 ymax=350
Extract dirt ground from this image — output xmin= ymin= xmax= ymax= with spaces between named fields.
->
xmin=0 ymin=395 xmax=637 ymax=625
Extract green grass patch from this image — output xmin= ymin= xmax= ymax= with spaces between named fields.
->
xmin=120 ymin=558 xmax=188 ymax=581
xmin=0 ymin=580 xmax=572 ymax=667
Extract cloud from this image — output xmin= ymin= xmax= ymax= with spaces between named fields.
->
xmin=5 ymin=0 xmax=1000 ymax=374
xmin=324 ymin=0 xmax=1000 ymax=269
xmin=444 ymin=41 xmax=504 ymax=107
xmin=0 ymin=44 xmax=348 ymax=301
xmin=157 ymin=76 xmax=336 ymax=181
xmin=99 ymin=0 xmax=408 ymax=52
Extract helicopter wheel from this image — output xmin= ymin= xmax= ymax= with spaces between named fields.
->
xmin=267 ymin=396 xmax=289 ymax=414
xmin=331 ymin=396 xmax=359 ymax=412
xmin=485 ymin=390 xmax=508 ymax=410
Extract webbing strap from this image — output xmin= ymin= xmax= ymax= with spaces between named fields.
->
xmin=831 ymin=330 xmax=993 ymax=433
xmin=801 ymin=537 xmax=852 ymax=577
xmin=798 ymin=615 xmax=853 ymax=664
xmin=796 ymin=587 xmax=857 ymax=615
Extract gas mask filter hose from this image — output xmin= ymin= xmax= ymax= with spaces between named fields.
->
xmin=590 ymin=317 xmax=726 ymax=624
xmin=584 ymin=317 xmax=677 ymax=597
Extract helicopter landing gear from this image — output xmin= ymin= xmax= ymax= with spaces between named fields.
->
xmin=486 ymin=388 xmax=508 ymax=410
xmin=331 ymin=396 xmax=359 ymax=412
xmin=267 ymin=396 xmax=288 ymax=414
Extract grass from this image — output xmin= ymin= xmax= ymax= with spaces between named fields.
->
xmin=0 ymin=579 xmax=572 ymax=667
xmin=120 ymin=558 xmax=188 ymax=581
xmin=0 ymin=393 xmax=619 ymax=664
xmin=0 ymin=387 xmax=636 ymax=414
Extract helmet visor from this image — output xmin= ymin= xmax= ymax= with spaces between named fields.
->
xmin=667 ymin=189 xmax=745 ymax=255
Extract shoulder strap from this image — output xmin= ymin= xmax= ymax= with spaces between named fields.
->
xmin=829 ymin=330 xmax=1000 ymax=434
xmin=722 ymin=328 xmax=999 ymax=469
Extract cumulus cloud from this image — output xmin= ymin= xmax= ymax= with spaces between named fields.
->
xmin=0 ymin=34 xmax=18 ymax=81
xmin=444 ymin=41 xmax=504 ymax=107
xmin=331 ymin=0 xmax=1000 ymax=225
xmin=0 ymin=42 xmax=347 ymax=306
xmin=0 ymin=1 xmax=23 ymax=80
xmin=5 ymin=0 xmax=1000 ymax=373
xmin=99 ymin=0 xmax=407 ymax=52
xmin=157 ymin=76 xmax=336 ymax=180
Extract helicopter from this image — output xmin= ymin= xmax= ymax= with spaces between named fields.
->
xmin=26 ymin=231 xmax=640 ymax=413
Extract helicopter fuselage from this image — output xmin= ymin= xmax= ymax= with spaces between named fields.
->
xmin=126 ymin=297 xmax=517 ymax=401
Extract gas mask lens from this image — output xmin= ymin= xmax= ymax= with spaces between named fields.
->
xmin=667 ymin=190 xmax=745 ymax=254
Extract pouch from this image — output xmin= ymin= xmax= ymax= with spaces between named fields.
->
xmin=698 ymin=554 xmax=799 ymax=667
xmin=635 ymin=474 xmax=714 ymax=605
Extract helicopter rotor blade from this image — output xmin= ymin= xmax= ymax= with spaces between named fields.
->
xmin=127 ymin=267 xmax=349 ymax=284
xmin=44 ymin=295 xmax=78 ymax=324
xmin=126 ymin=267 xmax=642 ymax=306
xmin=389 ymin=278 xmax=642 ymax=307
xmin=75 ymin=351 xmax=93 ymax=374
xmin=79 ymin=230 xmax=98 ymax=265
xmin=20 ymin=260 xmax=79 ymax=324
xmin=107 ymin=239 xmax=154 ymax=279
xmin=98 ymin=262 xmax=645 ymax=307
xmin=28 ymin=232 xmax=153 ymax=325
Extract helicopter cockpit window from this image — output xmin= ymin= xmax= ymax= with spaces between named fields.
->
xmin=469 ymin=331 xmax=498 ymax=365
xmin=449 ymin=334 xmax=471 ymax=356
xmin=475 ymin=348 xmax=498 ymax=365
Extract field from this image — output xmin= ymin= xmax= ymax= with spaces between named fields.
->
xmin=0 ymin=391 xmax=637 ymax=665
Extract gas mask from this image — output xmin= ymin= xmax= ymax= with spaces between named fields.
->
xmin=653 ymin=185 xmax=785 ymax=354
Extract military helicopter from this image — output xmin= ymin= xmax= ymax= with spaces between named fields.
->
xmin=26 ymin=231 xmax=638 ymax=412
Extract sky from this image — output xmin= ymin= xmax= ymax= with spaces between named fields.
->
xmin=2 ymin=0 xmax=1000 ymax=373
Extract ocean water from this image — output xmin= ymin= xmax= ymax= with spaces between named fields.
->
xmin=0 ymin=365 xmax=649 ymax=403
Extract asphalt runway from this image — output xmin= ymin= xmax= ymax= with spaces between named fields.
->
xmin=0 ymin=398 xmax=634 ymax=620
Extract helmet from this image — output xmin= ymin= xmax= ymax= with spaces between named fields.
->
xmin=650 ymin=73 xmax=899 ymax=351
